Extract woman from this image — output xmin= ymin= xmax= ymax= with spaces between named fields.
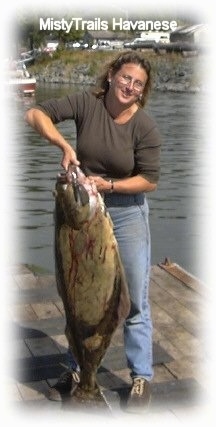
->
xmin=25 ymin=51 xmax=161 ymax=411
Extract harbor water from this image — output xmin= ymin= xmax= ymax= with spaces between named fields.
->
xmin=9 ymin=84 xmax=208 ymax=281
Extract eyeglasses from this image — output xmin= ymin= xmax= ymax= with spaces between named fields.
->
xmin=118 ymin=74 xmax=145 ymax=92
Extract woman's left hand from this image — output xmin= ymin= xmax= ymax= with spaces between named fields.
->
xmin=88 ymin=176 xmax=112 ymax=193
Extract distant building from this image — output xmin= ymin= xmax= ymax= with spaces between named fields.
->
xmin=83 ymin=30 xmax=127 ymax=48
xmin=139 ymin=31 xmax=170 ymax=44
xmin=170 ymin=24 xmax=208 ymax=44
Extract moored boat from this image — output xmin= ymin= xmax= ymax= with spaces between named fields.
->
xmin=5 ymin=61 xmax=36 ymax=96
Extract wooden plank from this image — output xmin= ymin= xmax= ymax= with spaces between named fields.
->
xmin=151 ymin=300 xmax=177 ymax=327
xmin=10 ymin=264 xmax=32 ymax=275
xmin=151 ymin=272 xmax=207 ymax=323
xmin=102 ymin=342 xmax=172 ymax=372
xmin=158 ymin=259 xmax=206 ymax=295
xmin=12 ymin=286 xmax=60 ymax=305
xmin=50 ymin=334 xmax=68 ymax=353
xmin=6 ymin=382 xmax=23 ymax=401
xmin=35 ymin=275 xmax=56 ymax=288
xmin=153 ymin=364 xmax=176 ymax=383
xmin=12 ymin=317 xmax=66 ymax=338
xmin=151 ymin=265 xmax=203 ymax=311
xmin=13 ymin=272 xmax=38 ymax=290
xmin=165 ymin=357 xmax=204 ymax=383
xmin=54 ymin=300 xmax=65 ymax=316
xmin=108 ymin=368 xmax=131 ymax=385
xmin=98 ymin=370 xmax=130 ymax=389
xmin=15 ymin=364 xmax=66 ymax=383
xmin=25 ymin=336 xmax=61 ymax=357
xmin=150 ymin=281 xmax=201 ymax=336
xmin=10 ymin=303 xmax=38 ymax=322
xmin=151 ymin=378 xmax=203 ymax=408
xmin=16 ymin=353 xmax=67 ymax=370
xmin=8 ymin=273 xmax=20 ymax=290
xmin=153 ymin=326 xmax=185 ymax=360
xmin=8 ymin=339 xmax=32 ymax=359
xmin=111 ymin=326 xmax=124 ymax=347
xmin=156 ymin=323 xmax=202 ymax=358
xmin=31 ymin=302 xmax=63 ymax=319
xmin=17 ymin=380 xmax=49 ymax=400
xmin=151 ymin=299 xmax=203 ymax=362
xmin=171 ymin=406 xmax=211 ymax=424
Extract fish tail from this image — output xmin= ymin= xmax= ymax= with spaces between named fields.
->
xmin=71 ymin=382 xmax=112 ymax=410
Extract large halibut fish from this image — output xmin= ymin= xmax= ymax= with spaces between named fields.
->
xmin=53 ymin=166 xmax=130 ymax=405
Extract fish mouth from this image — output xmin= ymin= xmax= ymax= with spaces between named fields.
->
xmin=57 ymin=165 xmax=78 ymax=184
xmin=57 ymin=166 xmax=89 ymax=207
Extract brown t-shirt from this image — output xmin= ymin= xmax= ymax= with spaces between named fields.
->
xmin=36 ymin=90 xmax=161 ymax=183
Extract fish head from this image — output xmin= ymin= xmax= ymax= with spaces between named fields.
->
xmin=54 ymin=166 xmax=91 ymax=229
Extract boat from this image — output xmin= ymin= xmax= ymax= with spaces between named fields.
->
xmin=5 ymin=61 xmax=36 ymax=96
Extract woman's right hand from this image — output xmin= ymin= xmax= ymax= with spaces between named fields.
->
xmin=61 ymin=143 xmax=80 ymax=171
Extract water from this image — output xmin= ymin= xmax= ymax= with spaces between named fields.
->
xmin=9 ymin=84 xmax=207 ymax=281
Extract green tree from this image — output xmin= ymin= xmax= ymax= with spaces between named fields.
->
xmin=13 ymin=12 xmax=84 ymax=54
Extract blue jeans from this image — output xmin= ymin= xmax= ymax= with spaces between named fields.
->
xmin=67 ymin=192 xmax=153 ymax=381
xmin=105 ymin=193 xmax=153 ymax=381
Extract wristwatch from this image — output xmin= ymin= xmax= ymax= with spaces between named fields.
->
xmin=109 ymin=179 xmax=114 ymax=193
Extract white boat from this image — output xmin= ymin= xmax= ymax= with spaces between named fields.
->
xmin=6 ymin=62 xmax=36 ymax=96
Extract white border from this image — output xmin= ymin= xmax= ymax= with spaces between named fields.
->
xmin=1 ymin=1 xmax=215 ymax=425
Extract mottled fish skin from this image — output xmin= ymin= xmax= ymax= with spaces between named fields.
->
xmin=53 ymin=166 xmax=130 ymax=400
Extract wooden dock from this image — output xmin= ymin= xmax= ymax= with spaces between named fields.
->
xmin=6 ymin=261 xmax=210 ymax=422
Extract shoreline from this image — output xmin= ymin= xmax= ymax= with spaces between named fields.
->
xmin=29 ymin=50 xmax=206 ymax=93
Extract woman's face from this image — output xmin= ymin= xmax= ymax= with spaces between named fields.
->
xmin=108 ymin=63 xmax=148 ymax=106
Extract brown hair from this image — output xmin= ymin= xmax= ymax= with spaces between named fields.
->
xmin=93 ymin=51 xmax=152 ymax=107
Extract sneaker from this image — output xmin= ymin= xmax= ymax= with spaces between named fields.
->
xmin=47 ymin=370 xmax=80 ymax=401
xmin=126 ymin=378 xmax=151 ymax=413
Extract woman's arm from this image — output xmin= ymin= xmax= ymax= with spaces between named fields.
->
xmin=25 ymin=108 xmax=80 ymax=170
xmin=89 ymin=175 xmax=157 ymax=194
